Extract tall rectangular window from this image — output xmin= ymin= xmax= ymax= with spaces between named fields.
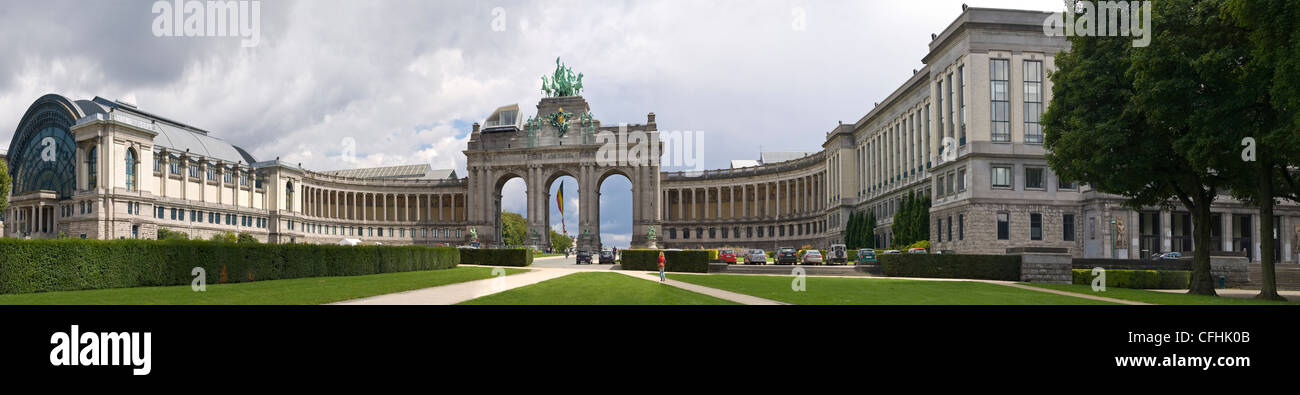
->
xmin=990 ymin=59 xmax=1011 ymax=142
xmin=1030 ymin=213 xmax=1043 ymax=240
xmin=958 ymin=65 xmax=966 ymax=145
xmin=937 ymin=80 xmax=945 ymax=142
xmin=947 ymin=215 xmax=953 ymax=241
xmin=1063 ymin=214 xmax=1076 ymax=241
xmin=997 ymin=212 xmax=1010 ymax=240
xmin=937 ymin=218 xmax=943 ymax=242
xmin=1024 ymin=60 xmax=1044 ymax=144
xmin=956 ymin=168 xmax=967 ymax=191
xmin=959 ymin=214 xmax=964 ymax=240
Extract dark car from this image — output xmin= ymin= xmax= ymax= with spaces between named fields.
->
xmin=575 ymin=250 xmax=593 ymax=265
xmin=776 ymin=247 xmax=798 ymax=265
xmin=599 ymin=249 xmax=617 ymax=264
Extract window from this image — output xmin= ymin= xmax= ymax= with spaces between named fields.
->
xmin=1024 ymin=60 xmax=1044 ymax=144
xmin=958 ymin=214 xmax=964 ymax=240
xmin=937 ymin=175 xmax=946 ymax=196
xmin=1063 ymin=214 xmax=1076 ymax=241
xmin=958 ymin=64 xmax=966 ymax=144
xmin=990 ymin=59 xmax=1011 ymax=142
xmin=154 ymin=156 xmax=162 ymax=172
xmin=992 ymin=166 xmax=1012 ymax=188
xmin=947 ymin=215 xmax=953 ymax=241
xmin=937 ymin=218 xmax=943 ymax=242
xmin=997 ymin=212 xmax=1010 ymax=240
xmin=285 ymin=182 xmax=295 ymax=210
xmin=125 ymin=148 xmax=138 ymax=191
xmin=1089 ymin=217 xmax=1096 ymax=240
xmin=224 ymin=170 xmax=233 ymax=183
xmin=188 ymin=161 xmax=200 ymax=178
xmin=168 ymin=158 xmax=180 ymax=175
xmin=1025 ymin=167 xmax=1044 ymax=189
xmin=956 ymin=168 xmax=967 ymax=191
xmin=1172 ymin=212 xmax=1192 ymax=252
xmin=1030 ymin=213 xmax=1043 ymax=240
xmin=87 ymin=147 xmax=98 ymax=189
xmin=947 ymin=172 xmax=956 ymax=195
xmin=208 ymin=166 xmax=217 ymax=181
xmin=1058 ymin=177 xmax=1077 ymax=190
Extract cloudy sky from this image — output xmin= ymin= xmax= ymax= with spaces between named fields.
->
xmin=0 ymin=0 xmax=1060 ymax=247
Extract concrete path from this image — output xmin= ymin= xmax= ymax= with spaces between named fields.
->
xmin=331 ymin=267 xmax=574 ymax=305
xmin=1151 ymin=288 xmax=1300 ymax=302
xmin=991 ymin=282 xmax=1152 ymax=305
xmin=614 ymin=271 xmax=789 ymax=305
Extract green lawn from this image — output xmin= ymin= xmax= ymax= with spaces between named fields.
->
xmin=0 ymin=267 xmax=528 ymax=305
xmin=664 ymin=273 xmax=1114 ymax=305
xmin=1021 ymin=283 xmax=1298 ymax=305
xmin=460 ymin=272 xmax=739 ymax=305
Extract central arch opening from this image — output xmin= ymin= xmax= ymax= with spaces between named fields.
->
xmin=496 ymin=175 xmax=528 ymax=248
xmin=546 ymin=173 xmax=579 ymax=254
xmin=598 ymin=171 xmax=633 ymax=254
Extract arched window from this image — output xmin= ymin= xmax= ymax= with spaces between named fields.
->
xmin=285 ymin=181 xmax=295 ymax=210
xmin=87 ymin=147 xmax=98 ymax=189
xmin=125 ymin=148 xmax=138 ymax=191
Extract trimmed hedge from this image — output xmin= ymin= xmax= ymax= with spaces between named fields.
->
xmin=879 ymin=254 xmax=1021 ymax=281
xmin=620 ymin=249 xmax=710 ymax=273
xmin=458 ymin=248 xmax=533 ymax=267
xmin=1072 ymin=269 xmax=1189 ymax=289
xmin=0 ymin=238 xmax=459 ymax=295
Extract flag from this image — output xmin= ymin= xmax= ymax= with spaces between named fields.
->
xmin=557 ymin=180 xmax=566 ymax=234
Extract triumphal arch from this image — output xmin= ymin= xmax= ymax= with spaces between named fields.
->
xmin=463 ymin=59 xmax=662 ymax=252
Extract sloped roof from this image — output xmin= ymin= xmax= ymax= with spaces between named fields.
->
xmin=82 ymin=97 xmax=256 ymax=164
xmin=760 ymin=152 xmax=816 ymax=164
xmin=321 ymin=164 xmax=458 ymax=180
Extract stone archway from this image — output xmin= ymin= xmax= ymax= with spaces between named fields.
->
xmin=464 ymin=95 xmax=661 ymax=252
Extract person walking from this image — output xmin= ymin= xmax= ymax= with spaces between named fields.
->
xmin=658 ymin=251 xmax=667 ymax=283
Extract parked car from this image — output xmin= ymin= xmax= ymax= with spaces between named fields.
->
xmin=745 ymin=249 xmax=767 ymax=265
xmin=801 ymin=250 xmax=823 ymax=265
xmin=599 ymin=249 xmax=616 ymax=264
xmin=1152 ymin=251 xmax=1182 ymax=260
xmin=827 ymin=244 xmax=848 ymax=264
xmin=718 ymin=249 xmax=738 ymax=264
xmin=882 ymin=250 xmax=902 ymax=254
xmin=856 ymin=249 xmax=877 ymax=264
xmin=575 ymin=250 xmax=593 ymax=265
xmin=776 ymin=247 xmax=799 ymax=265
xmin=907 ymin=247 xmax=928 ymax=254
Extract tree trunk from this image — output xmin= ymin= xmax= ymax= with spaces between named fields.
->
xmin=1188 ymin=196 xmax=1217 ymax=295
xmin=1258 ymin=161 xmax=1284 ymax=300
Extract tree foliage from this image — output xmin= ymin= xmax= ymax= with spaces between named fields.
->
xmin=501 ymin=211 xmax=526 ymax=246
xmin=1044 ymin=0 xmax=1256 ymax=295
xmin=0 ymin=160 xmax=10 ymax=213
xmin=549 ymin=229 xmax=572 ymax=252
xmin=890 ymin=191 xmax=930 ymax=248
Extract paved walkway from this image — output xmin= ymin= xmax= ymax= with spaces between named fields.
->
xmin=331 ymin=267 xmax=574 ymax=305
xmin=614 ymin=271 xmax=788 ymax=305
xmin=1151 ymin=288 xmax=1300 ymax=302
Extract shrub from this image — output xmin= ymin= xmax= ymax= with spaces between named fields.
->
xmin=0 ymin=238 xmax=459 ymax=294
xmin=879 ymin=254 xmax=1021 ymax=281
xmin=1071 ymin=269 xmax=1189 ymax=289
xmin=157 ymin=228 xmax=189 ymax=240
xmin=237 ymin=233 xmax=259 ymax=244
xmin=459 ymin=248 xmax=533 ymax=267
xmin=620 ymin=249 xmax=710 ymax=273
xmin=210 ymin=231 xmax=238 ymax=243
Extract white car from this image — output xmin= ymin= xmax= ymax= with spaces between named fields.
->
xmin=801 ymin=250 xmax=823 ymax=265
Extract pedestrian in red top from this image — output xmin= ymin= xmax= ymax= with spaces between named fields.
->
xmin=658 ymin=251 xmax=667 ymax=283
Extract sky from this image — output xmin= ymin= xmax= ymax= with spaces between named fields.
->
xmin=0 ymin=0 xmax=1062 ymax=248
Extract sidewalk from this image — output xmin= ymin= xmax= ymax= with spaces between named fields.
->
xmin=331 ymin=268 xmax=575 ymax=305
xmin=614 ymin=271 xmax=788 ymax=305
xmin=1151 ymin=288 xmax=1300 ymax=302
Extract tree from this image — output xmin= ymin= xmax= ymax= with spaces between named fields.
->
xmin=210 ymin=231 xmax=238 ymax=243
xmin=501 ymin=211 xmax=526 ymax=246
xmin=237 ymin=233 xmax=259 ymax=244
xmin=864 ymin=211 xmax=876 ymax=248
xmin=889 ymin=191 xmax=930 ymax=247
xmin=845 ymin=211 xmax=860 ymax=249
xmin=1045 ymin=0 xmax=1252 ymax=295
xmin=549 ymin=229 xmax=572 ymax=252
xmin=1224 ymin=0 xmax=1300 ymax=300
xmin=0 ymin=159 xmax=10 ymax=215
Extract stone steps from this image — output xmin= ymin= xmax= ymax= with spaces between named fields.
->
xmin=1246 ymin=264 xmax=1300 ymax=290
